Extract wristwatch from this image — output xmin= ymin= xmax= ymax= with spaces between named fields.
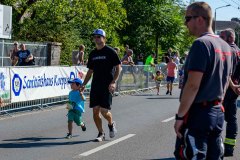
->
xmin=175 ymin=114 xmax=184 ymax=120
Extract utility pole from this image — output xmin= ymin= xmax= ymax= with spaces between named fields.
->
xmin=214 ymin=5 xmax=231 ymax=34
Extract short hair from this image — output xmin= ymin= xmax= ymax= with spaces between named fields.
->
xmin=224 ymin=28 xmax=236 ymax=41
xmin=187 ymin=2 xmax=212 ymax=27
xmin=156 ymin=70 xmax=161 ymax=74
xmin=20 ymin=43 xmax=25 ymax=47
xmin=79 ymin=44 xmax=85 ymax=50
xmin=127 ymin=49 xmax=133 ymax=54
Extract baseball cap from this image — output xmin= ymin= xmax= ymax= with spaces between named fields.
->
xmin=13 ymin=41 xmax=18 ymax=45
xmin=68 ymin=78 xmax=83 ymax=85
xmin=92 ymin=29 xmax=106 ymax=37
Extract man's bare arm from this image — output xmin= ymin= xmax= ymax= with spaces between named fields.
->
xmin=177 ymin=71 xmax=203 ymax=117
xmin=82 ymin=69 xmax=93 ymax=86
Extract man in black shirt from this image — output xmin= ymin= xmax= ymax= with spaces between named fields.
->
xmin=15 ymin=43 xmax=34 ymax=66
xmin=220 ymin=28 xmax=240 ymax=157
xmin=82 ymin=29 xmax=121 ymax=142
xmin=174 ymin=2 xmax=232 ymax=159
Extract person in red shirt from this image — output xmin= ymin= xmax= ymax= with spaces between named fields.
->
xmin=166 ymin=57 xmax=177 ymax=95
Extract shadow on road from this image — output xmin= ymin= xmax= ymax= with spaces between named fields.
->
xmin=0 ymin=136 xmax=93 ymax=148
xmin=147 ymin=158 xmax=175 ymax=160
xmin=146 ymin=97 xmax=179 ymax=99
xmin=132 ymin=94 xmax=158 ymax=96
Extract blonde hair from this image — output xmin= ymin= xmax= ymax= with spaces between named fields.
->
xmin=79 ymin=44 xmax=85 ymax=51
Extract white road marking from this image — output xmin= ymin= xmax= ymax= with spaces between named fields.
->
xmin=74 ymin=134 xmax=136 ymax=158
xmin=162 ymin=116 xmax=175 ymax=122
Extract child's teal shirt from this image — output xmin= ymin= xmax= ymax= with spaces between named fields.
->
xmin=68 ymin=90 xmax=85 ymax=113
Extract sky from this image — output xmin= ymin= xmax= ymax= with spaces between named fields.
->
xmin=185 ymin=0 xmax=240 ymax=21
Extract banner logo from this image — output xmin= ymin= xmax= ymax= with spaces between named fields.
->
xmin=12 ymin=74 xmax=22 ymax=96
xmin=69 ymin=72 xmax=75 ymax=79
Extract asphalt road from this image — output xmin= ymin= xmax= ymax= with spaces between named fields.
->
xmin=0 ymin=88 xmax=239 ymax=160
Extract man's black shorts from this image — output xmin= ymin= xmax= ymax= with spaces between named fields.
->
xmin=90 ymin=90 xmax=112 ymax=110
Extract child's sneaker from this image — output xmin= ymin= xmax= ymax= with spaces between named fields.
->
xmin=95 ymin=132 xmax=105 ymax=142
xmin=81 ymin=123 xmax=86 ymax=131
xmin=65 ymin=133 xmax=72 ymax=139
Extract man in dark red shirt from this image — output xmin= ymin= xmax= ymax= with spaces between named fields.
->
xmin=174 ymin=2 xmax=233 ymax=159
xmin=220 ymin=28 xmax=240 ymax=157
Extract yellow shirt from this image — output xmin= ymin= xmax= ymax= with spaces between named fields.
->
xmin=155 ymin=74 xmax=164 ymax=81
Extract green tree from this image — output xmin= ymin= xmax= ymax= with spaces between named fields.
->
xmin=122 ymin=0 xmax=193 ymax=62
xmin=1 ymin=0 xmax=126 ymax=65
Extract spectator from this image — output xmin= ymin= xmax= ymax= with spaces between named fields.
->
xmin=180 ymin=51 xmax=188 ymax=64
xmin=154 ymin=70 xmax=164 ymax=95
xmin=119 ymin=49 xmax=136 ymax=84
xmin=124 ymin=45 xmax=129 ymax=56
xmin=114 ymin=47 xmax=120 ymax=55
xmin=136 ymin=53 xmax=144 ymax=65
xmin=173 ymin=51 xmax=180 ymax=65
xmin=166 ymin=57 xmax=177 ymax=95
xmin=15 ymin=43 xmax=35 ymax=66
xmin=78 ymin=44 xmax=85 ymax=65
xmin=121 ymin=49 xmax=134 ymax=65
xmin=144 ymin=53 xmax=156 ymax=84
xmin=10 ymin=41 xmax=19 ymax=66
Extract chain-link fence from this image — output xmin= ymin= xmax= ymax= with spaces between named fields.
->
xmin=0 ymin=40 xmax=48 ymax=66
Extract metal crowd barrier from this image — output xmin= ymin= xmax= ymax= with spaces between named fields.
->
xmin=117 ymin=64 xmax=182 ymax=92
xmin=0 ymin=65 xmax=182 ymax=116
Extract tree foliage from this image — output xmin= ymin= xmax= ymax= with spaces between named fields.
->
xmin=0 ymin=0 xmax=194 ymax=64
xmin=122 ymin=0 xmax=194 ymax=61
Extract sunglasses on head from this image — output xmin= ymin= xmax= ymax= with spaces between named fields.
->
xmin=185 ymin=16 xmax=199 ymax=23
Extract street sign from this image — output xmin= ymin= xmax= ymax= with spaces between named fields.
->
xmin=0 ymin=4 xmax=12 ymax=39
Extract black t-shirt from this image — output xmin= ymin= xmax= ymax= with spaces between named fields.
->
xmin=87 ymin=45 xmax=121 ymax=91
xmin=17 ymin=50 xmax=34 ymax=66
xmin=225 ymin=43 xmax=240 ymax=99
xmin=181 ymin=33 xmax=232 ymax=103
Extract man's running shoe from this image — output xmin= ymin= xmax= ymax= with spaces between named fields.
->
xmin=65 ymin=133 xmax=72 ymax=139
xmin=95 ymin=132 xmax=105 ymax=142
xmin=108 ymin=121 xmax=117 ymax=138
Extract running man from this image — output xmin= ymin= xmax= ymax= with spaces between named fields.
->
xmin=81 ymin=29 xmax=121 ymax=142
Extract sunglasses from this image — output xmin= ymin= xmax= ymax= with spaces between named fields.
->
xmin=93 ymin=35 xmax=101 ymax=39
xmin=185 ymin=16 xmax=199 ymax=23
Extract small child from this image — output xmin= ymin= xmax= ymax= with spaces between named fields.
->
xmin=155 ymin=70 xmax=164 ymax=95
xmin=66 ymin=78 xmax=86 ymax=139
